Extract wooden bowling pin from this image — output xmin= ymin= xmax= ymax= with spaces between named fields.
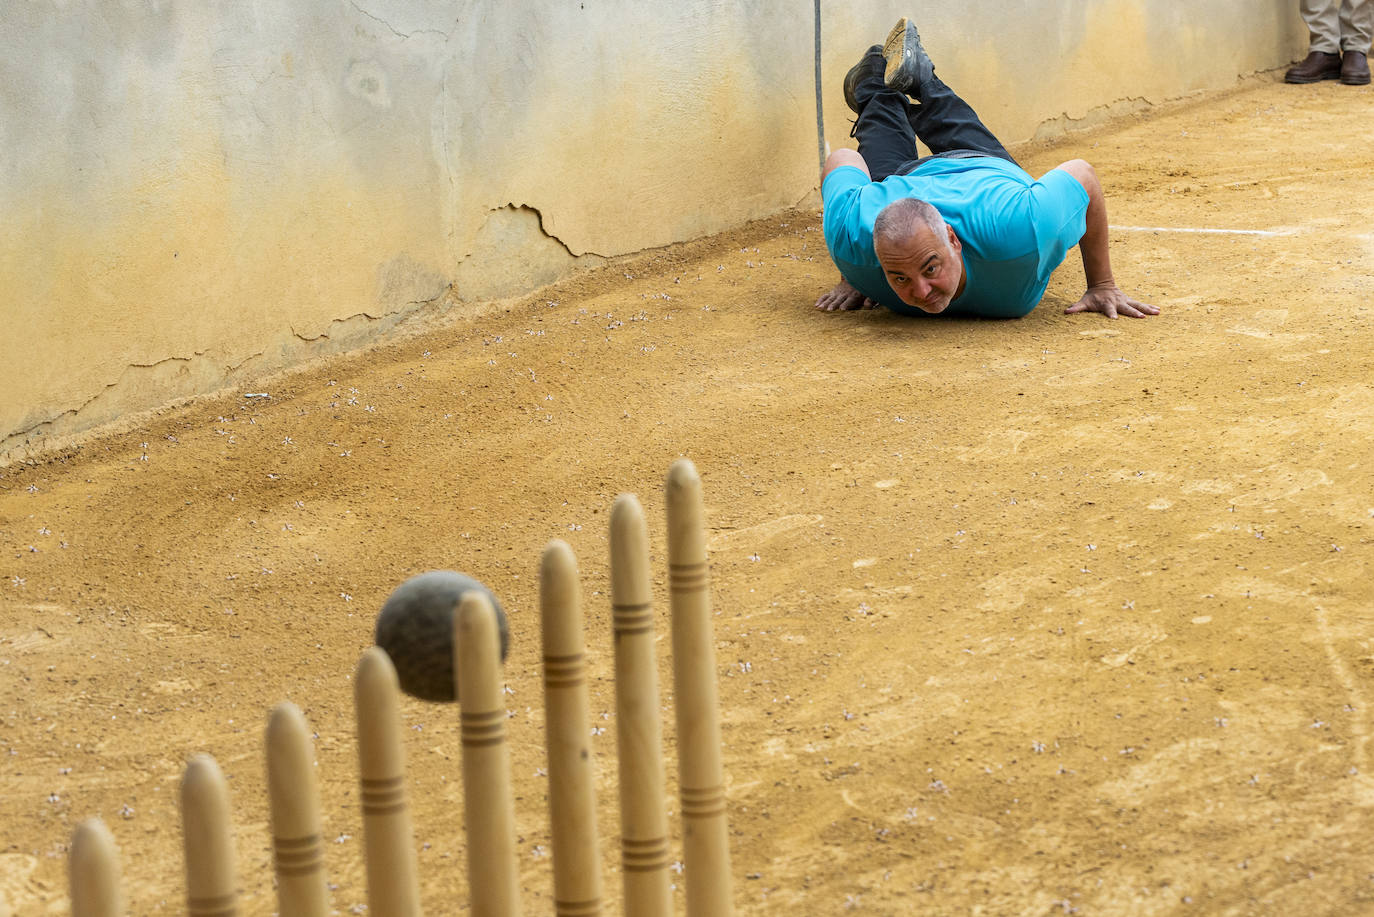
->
xmin=69 ymin=818 xmax=123 ymax=917
xmin=456 ymin=592 xmax=521 ymax=917
xmin=609 ymin=494 xmax=673 ymax=917
xmin=266 ymin=702 xmax=329 ymax=917
xmin=181 ymin=754 xmax=238 ymax=917
xmin=355 ymin=646 xmax=423 ymax=917
xmin=666 ymin=459 xmax=733 ymax=917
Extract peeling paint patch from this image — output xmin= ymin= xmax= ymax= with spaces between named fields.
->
xmin=453 ymin=205 xmax=597 ymax=302
xmin=1033 ymin=97 xmax=1154 ymax=142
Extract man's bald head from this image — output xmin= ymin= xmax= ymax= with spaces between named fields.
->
xmin=873 ymin=198 xmax=949 ymax=252
xmin=871 ymin=197 xmax=965 ymax=314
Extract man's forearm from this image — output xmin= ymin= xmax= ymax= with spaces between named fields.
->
xmin=1056 ymin=159 xmax=1159 ymax=318
xmin=1056 ymin=158 xmax=1116 ymax=288
xmin=1079 ymin=180 xmax=1115 ymax=288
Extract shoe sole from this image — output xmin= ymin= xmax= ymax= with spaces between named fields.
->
xmin=1340 ymin=74 xmax=1371 ymax=85
xmin=882 ymin=17 xmax=920 ymax=88
xmin=1285 ymin=71 xmax=1341 ymax=83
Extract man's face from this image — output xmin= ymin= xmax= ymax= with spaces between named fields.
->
xmin=874 ymin=223 xmax=964 ymax=313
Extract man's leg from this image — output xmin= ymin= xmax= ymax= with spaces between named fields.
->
xmin=881 ymin=18 xmax=1015 ymax=165
xmin=1287 ymin=0 xmax=1344 ymax=80
xmin=1342 ymin=0 xmax=1374 ymax=47
xmin=1303 ymin=0 xmax=1342 ymax=52
xmin=1339 ymin=0 xmax=1372 ymax=82
xmin=906 ymin=77 xmax=1016 ymax=165
xmin=845 ymin=45 xmax=923 ymax=182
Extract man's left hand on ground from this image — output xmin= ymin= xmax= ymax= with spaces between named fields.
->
xmin=1065 ymin=281 xmax=1160 ymax=319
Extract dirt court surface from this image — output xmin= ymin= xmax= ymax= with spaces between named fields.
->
xmin=4 ymin=77 xmax=1374 ymax=915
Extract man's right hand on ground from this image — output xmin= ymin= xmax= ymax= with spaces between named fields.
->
xmin=815 ymin=279 xmax=878 ymax=312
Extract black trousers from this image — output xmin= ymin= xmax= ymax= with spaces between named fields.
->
xmin=849 ymin=46 xmax=1017 ymax=181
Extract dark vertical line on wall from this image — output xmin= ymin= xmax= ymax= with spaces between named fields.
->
xmin=813 ymin=0 xmax=826 ymax=178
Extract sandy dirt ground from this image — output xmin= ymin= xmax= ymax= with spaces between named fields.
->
xmin=3 ymin=76 xmax=1374 ymax=916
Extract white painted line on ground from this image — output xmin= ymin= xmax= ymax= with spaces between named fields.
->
xmin=1110 ymin=225 xmax=1293 ymax=237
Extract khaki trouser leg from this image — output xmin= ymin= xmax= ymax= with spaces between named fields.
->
xmin=1302 ymin=0 xmax=1342 ymax=53
xmin=1302 ymin=0 xmax=1374 ymax=53
xmin=1339 ymin=0 xmax=1373 ymax=52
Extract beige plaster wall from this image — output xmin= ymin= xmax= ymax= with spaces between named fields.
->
xmin=1 ymin=1 xmax=1306 ymax=460
xmin=820 ymin=1 xmax=1307 ymax=154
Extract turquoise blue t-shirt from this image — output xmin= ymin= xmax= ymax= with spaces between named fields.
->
xmin=821 ymin=157 xmax=1089 ymax=318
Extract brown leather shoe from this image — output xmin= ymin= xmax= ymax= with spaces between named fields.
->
xmin=1341 ymin=50 xmax=1371 ymax=85
xmin=1285 ymin=50 xmax=1342 ymax=83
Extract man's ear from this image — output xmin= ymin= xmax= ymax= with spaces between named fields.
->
xmin=946 ymin=224 xmax=961 ymax=252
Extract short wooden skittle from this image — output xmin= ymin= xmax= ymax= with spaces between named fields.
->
xmin=69 ymin=818 xmax=123 ymax=917
xmin=355 ymin=646 xmax=423 ymax=917
xmin=181 ymin=754 xmax=239 ymax=917
xmin=457 ymin=592 xmax=521 ymax=917
xmin=266 ymin=702 xmax=329 ymax=917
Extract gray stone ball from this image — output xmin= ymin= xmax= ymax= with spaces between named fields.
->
xmin=374 ymin=571 xmax=510 ymax=703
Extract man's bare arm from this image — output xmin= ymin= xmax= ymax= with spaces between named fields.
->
xmin=823 ymin=148 xmax=871 ymax=183
xmin=815 ymin=150 xmax=876 ymax=311
xmin=1055 ymin=159 xmax=1159 ymax=319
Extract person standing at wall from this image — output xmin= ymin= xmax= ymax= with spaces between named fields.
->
xmin=1285 ymin=0 xmax=1372 ymax=85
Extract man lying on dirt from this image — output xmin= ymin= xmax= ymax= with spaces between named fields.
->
xmin=817 ymin=18 xmax=1157 ymax=321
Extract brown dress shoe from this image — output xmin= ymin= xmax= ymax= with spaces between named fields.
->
xmin=1285 ymin=50 xmax=1342 ymax=83
xmin=1341 ymin=50 xmax=1371 ymax=85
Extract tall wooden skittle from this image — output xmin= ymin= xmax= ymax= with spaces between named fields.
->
xmin=666 ymin=459 xmax=733 ymax=917
xmin=610 ymin=494 xmax=673 ymax=917
xmin=540 ymin=540 xmax=605 ymax=917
